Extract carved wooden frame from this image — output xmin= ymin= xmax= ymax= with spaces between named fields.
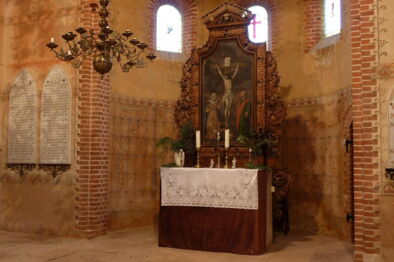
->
xmin=175 ymin=2 xmax=285 ymax=164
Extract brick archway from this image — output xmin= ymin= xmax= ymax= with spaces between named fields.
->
xmin=148 ymin=0 xmax=197 ymax=56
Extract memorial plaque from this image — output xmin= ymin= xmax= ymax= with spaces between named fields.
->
xmin=7 ymin=69 xmax=37 ymax=163
xmin=40 ymin=66 xmax=71 ymax=164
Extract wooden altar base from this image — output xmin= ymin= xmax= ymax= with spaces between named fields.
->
xmin=159 ymin=170 xmax=268 ymax=255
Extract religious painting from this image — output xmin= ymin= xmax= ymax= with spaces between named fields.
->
xmin=201 ymin=39 xmax=255 ymax=145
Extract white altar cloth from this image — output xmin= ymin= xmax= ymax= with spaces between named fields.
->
xmin=161 ymin=167 xmax=259 ymax=210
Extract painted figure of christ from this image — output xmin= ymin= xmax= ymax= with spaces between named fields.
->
xmin=217 ymin=63 xmax=239 ymax=128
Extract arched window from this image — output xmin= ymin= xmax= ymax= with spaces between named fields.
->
xmin=156 ymin=5 xmax=182 ymax=53
xmin=247 ymin=5 xmax=268 ymax=44
xmin=324 ymin=0 xmax=341 ymax=37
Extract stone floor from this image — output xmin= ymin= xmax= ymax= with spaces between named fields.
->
xmin=0 ymin=226 xmax=353 ymax=262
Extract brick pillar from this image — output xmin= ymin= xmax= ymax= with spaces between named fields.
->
xmin=75 ymin=0 xmax=111 ymax=238
xmin=351 ymin=0 xmax=380 ymax=261
xmin=303 ymin=0 xmax=322 ymax=52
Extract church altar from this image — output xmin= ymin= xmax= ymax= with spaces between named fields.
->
xmin=159 ymin=167 xmax=272 ymax=255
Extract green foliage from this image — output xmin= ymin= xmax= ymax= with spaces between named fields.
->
xmin=237 ymin=129 xmax=277 ymax=157
xmin=245 ymin=162 xmax=271 ymax=172
xmin=161 ymin=162 xmax=178 ymax=168
xmin=156 ymin=122 xmax=196 ymax=153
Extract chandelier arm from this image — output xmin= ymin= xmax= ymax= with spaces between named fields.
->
xmin=66 ymin=41 xmax=72 ymax=51
xmin=72 ymin=48 xmax=86 ymax=59
xmin=118 ymin=60 xmax=130 ymax=73
xmin=52 ymin=49 xmax=72 ymax=62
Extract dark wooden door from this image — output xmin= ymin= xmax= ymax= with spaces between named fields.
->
xmin=345 ymin=122 xmax=355 ymax=243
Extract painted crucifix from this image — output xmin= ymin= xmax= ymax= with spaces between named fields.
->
xmin=217 ymin=57 xmax=239 ymax=128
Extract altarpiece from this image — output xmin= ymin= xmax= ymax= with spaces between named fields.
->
xmin=159 ymin=2 xmax=291 ymax=255
xmin=174 ymin=2 xmax=285 ymax=167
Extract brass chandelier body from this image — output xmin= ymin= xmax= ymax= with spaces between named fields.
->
xmin=47 ymin=0 xmax=156 ymax=75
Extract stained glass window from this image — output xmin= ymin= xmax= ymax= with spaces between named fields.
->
xmin=324 ymin=0 xmax=341 ymax=37
xmin=247 ymin=6 xmax=268 ymax=44
xmin=156 ymin=5 xmax=182 ymax=53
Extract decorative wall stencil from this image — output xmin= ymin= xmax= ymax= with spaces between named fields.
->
xmin=40 ymin=66 xmax=71 ymax=165
xmin=380 ymin=182 xmax=394 ymax=195
xmin=110 ymin=95 xmax=177 ymax=227
xmin=7 ymin=69 xmax=37 ymax=164
xmin=286 ymin=86 xmax=351 ymax=108
xmin=377 ymin=0 xmax=388 ymax=62
xmin=377 ymin=63 xmax=394 ymax=80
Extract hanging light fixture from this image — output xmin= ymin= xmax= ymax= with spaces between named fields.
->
xmin=46 ymin=0 xmax=156 ymax=75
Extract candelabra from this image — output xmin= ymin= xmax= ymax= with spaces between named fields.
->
xmin=46 ymin=0 xmax=156 ymax=75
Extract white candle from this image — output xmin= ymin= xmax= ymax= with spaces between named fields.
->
xmin=67 ymin=50 xmax=72 ymax=56
xmin=217 ymin=131 xmax=220 ymax=141
xmin=225 ymin=129 xmax=230 ymax=148
xmin=196 ymin=131 xmax=201 ymax=149
xmin=50 ymin=37 xmax=54 ymax=43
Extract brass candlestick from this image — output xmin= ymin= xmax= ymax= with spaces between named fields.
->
xmin=216 ymin=131 xmax=221 ymax=168
xmin=224 ymin=148 xmax=229 ymax=168
xmin=196 ymin=148 xmax=201 ymax=168
xmin=217 ymin=151 xmax=221 ymax=168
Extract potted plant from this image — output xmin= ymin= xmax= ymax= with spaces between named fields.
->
xmin=237 ymin=128 xmax=278 ymax=169
xmin=156 ymin=122 xmax=196 ymax=167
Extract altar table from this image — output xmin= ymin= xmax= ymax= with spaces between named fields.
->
xmin=159 ymin=168 xmax=272 ymax=255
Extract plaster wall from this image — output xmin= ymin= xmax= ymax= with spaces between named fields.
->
xmin=284 ymin=90 xmax=352 ymax=238
xmin=372 ymin=0 xmax=394 ymax=259
xmin=109 ymin=0 xmax=222 ymax=101
xmin=0 ymin=2 xmax=4 ymax=95
xmin=0 ymin=0 xmax=79 ymax=236
xmin=271 ymin=0 xmax=352 ymax=238
xmin=106 ymin=0 xmax=223 ymax=230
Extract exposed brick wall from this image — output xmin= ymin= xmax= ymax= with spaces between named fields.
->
xmin=76 ymin=0 xmax=111 ymax=238
xmin=148 ymin=0 xmax=198 ymax=56
xmin=235 ymin=0 xmax=278 ymax=51
xmin=303 ymin=0 xmax=322 ymax=52
xmin=350 ymin=0 xmax=381 ymax=261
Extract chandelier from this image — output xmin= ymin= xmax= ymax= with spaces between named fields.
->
xmin=46 ymin=0 xmax=156 ymax=75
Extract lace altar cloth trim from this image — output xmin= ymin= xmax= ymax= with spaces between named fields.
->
xmin=161 ymin=168 xmax=258 ymax=210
